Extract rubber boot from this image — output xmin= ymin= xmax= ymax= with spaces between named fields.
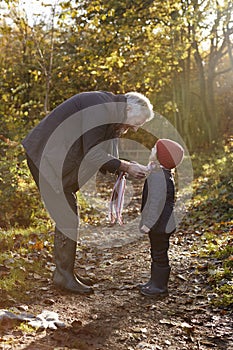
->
xmin=53 ymin=231 xmax=93 ymax=294
xmin=75 ymin=273 xmax=93 ymax=287
xmin=138 ymin=278 xmax=151 ymax=289
xmin=140 ymin=263 xmax=170 ymax=298
xmin=137 ymin=265 xmax=152 ymax=289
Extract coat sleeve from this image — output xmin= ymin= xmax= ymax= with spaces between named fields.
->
xmin=81 ymin=124 xmax=121 ymax=174
xmin=140 ymin=171 xmax=167 ymax=230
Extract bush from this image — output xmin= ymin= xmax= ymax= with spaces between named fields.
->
xmin=0 ymin=140 xmax=50 ymax=229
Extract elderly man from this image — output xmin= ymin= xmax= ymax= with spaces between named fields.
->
xmin=22 ymin=91 xmax=154 ymax=294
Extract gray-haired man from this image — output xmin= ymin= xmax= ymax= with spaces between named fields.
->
xmin=22 ymin=91 xmax=154 ymax=294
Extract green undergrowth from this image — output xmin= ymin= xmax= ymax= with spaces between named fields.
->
xmin=0 ymin=138 xmax=232 ymax=310
xmin=0 ymin=147 xmax=100 ymax=230
xmin=197 ymin=227 xmax=233 ymax=308
xmin=183 ymin=137 xmax=233 ymax=308
xmin=0 ymin=228 xmax=54 ymax=305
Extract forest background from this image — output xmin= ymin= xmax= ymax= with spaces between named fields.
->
xmin=0 ymin=0 xmax=232 ymax=309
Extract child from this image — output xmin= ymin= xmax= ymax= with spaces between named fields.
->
xmin=139 ymin=138 xmax=184 ymax=297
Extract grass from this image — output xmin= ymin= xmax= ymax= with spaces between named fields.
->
xmin=0 ymin=138 xmax=232 ymax=309
xmin=186 ymin=137 xmax=233 ymax=308
xmin=0 ymin=228 xmax=54 ymax=305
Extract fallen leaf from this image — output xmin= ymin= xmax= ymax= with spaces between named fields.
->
xmin=177 ymin=274 xmax=188 ymax=281
xmin=0 ymin=264 xmax=10 ymax=276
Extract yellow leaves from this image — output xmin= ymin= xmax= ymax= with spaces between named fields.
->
xmin=83 ymin=216 xmax=89 ymax=223
xmin=88 ymin=64 xmax=111 ymax=75
xmin=105 ymin=52 xmax=125 ymax=68
xmin=71 ymin=10 xmax=78 ymax=19
xmin=99 ymin=65 xmax=108 ymax=70
xmin=118 ymin=60 xmax=124 ymax=68
xmin=164 ymin=100 xmax=179 ymax=113
xmin=62 ymin=56 xmax=70 ymax=62
xmin=107 ymin=9 xmax=115 ymax=17
xmin=2 ymin=94 xmax=8 ymax=102
xmin=101 ymin=14 xmax=107 ymax=21
xmin=28 ymin=69 xmax=41 ymax=82
xmin=90 ymin=16 xmax=99 ymax=28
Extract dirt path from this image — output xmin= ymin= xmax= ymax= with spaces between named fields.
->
xmin=1 ymin=226 xmax=232 ymax=350
xmin=1 ymin=175 xmax=232 ymax=349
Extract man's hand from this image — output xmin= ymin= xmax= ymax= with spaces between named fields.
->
xmin=120 ymin=161 xmax=148 ymax=179
xmin=128 ymin=163 xmax=148 ymax=179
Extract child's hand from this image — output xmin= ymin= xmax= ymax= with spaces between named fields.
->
xmin=140 ymin=225 xmax=150 ymax=233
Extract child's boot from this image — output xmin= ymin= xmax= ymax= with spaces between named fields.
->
xmin=137 ymin=248 xmax=156 ymax=289
xmin=140 ymin=263 xmax=170 ymax=298
xmin=137 ymin=262 xmax=153 ymax=289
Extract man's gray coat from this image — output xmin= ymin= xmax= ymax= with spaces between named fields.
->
xmin=22 ymin=91 xmax=127 ymax=193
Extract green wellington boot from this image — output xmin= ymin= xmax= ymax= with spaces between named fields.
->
xmin=53 ymin=231 xmax=93 ymax=294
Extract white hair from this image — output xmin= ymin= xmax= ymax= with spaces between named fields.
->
xmin=125 ymin=91 xmax=154 ymax=122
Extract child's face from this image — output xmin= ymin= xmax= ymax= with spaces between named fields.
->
xmin=149 ymin=145 xmax=157 ymax=161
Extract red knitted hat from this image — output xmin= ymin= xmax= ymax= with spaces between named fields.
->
xmin=156 ymin=139 xmax=184 ymax=169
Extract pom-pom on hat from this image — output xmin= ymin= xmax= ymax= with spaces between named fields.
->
xmin=156 ymin=139 xmax=184 ymax=169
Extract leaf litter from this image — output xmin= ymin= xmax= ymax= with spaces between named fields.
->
xmin=0 ymin=177 xmax=232 ymax=350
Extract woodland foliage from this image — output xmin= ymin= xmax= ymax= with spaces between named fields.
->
xmin=0 ymin=0 xmax=232 ymax=228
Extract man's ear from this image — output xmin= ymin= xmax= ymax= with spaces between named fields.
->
xmin=126 ymin=105 xmax=132 ymax=112
xmin=126 ymin=105 xmax=133 ymax=121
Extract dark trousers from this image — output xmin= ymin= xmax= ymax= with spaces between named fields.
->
xmin=26 ymin=155 xmax=79 ymax=239
xmin=148 ymin=232 xmax=172 ymax=267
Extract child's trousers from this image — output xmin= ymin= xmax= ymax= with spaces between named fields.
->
xmin=148 ymin=232 xmax=172 ymax=267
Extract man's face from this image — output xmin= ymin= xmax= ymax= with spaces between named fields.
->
xmin=124 ymin=112 xmax=148 ymax=133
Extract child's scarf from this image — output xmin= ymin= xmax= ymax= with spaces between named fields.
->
xmin=108 ymin=172 xmax=126 ymax=225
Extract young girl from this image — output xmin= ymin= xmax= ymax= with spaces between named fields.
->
xmin=139 ymin=139 xmax=184 ymax=297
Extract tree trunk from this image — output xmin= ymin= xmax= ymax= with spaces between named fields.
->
xmin=193 ymin=41 xmax=213 ymax=145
